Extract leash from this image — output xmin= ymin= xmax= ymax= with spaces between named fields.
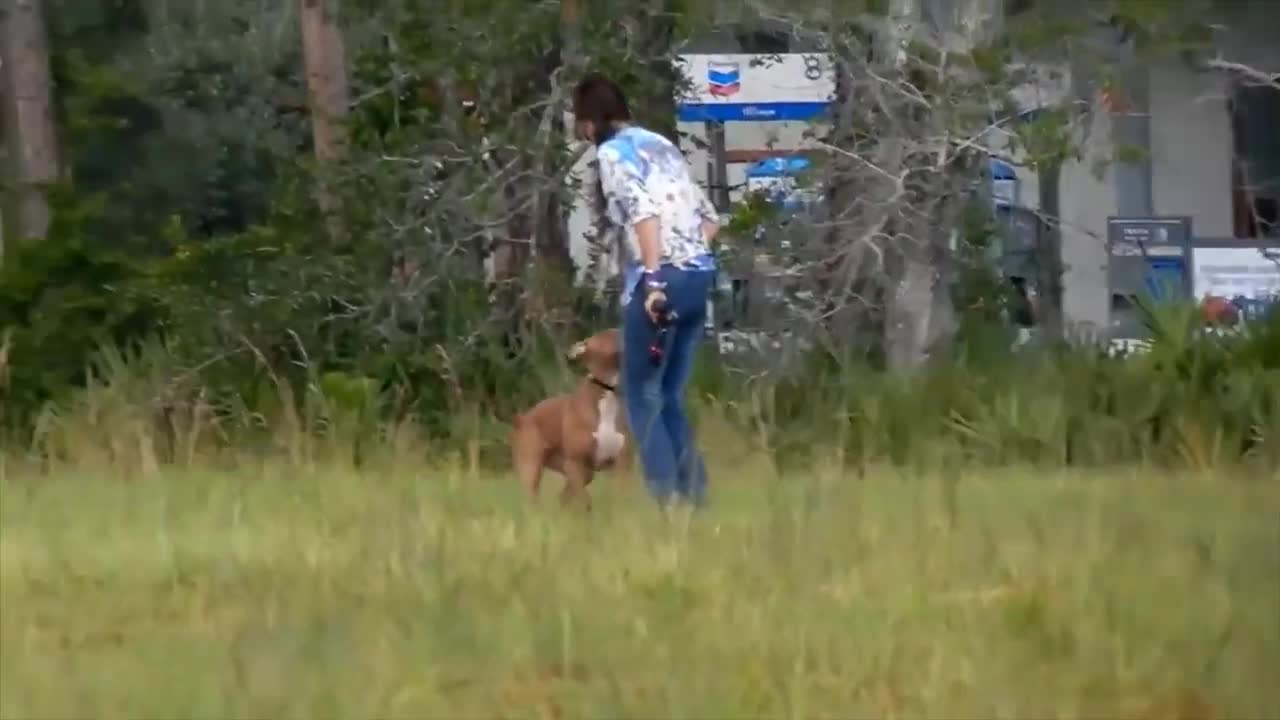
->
xmin=647 ymin=295 xmax=677 ymax=366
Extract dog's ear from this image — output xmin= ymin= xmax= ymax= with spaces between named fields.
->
xmin=567 ymin=340 xmax=587 ymax=360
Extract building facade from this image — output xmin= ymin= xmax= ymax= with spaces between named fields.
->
xmin=569 ymin=3 xmax=1280 ymax=333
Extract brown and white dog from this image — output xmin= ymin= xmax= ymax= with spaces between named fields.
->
xmin=511 ymin=328 xmax=627 ymax=508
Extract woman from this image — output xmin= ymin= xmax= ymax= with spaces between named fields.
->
xmin=572 ymin=72 xmax=720 ymax=508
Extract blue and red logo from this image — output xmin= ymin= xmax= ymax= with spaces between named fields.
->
xmin=707 ymin=60 xmax=741 ymax=97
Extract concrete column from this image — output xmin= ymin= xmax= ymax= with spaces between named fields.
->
xmin=706 ymin=121 xmax=730 ymax=211
xmin=1111 ymin=51 xmax=1154 ymax=217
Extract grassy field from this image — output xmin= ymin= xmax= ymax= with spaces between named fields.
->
xmin=1 ymin=461 xmax=1277 ymax=719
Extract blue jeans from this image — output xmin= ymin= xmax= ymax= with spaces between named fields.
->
xmin=622 ymin=265 xmax=712 ymax=507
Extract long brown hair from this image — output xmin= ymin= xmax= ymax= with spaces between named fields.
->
xmin=572 ymin=73 xmax=631 ymax=145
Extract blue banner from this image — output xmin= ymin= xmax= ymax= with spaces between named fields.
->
xmin=1144 ymin=257 xmax=1187 ymax=301
xmin=677 ymin=102 xmax=831 ymax=123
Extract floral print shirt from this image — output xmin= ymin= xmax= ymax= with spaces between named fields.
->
xmin=597 ymin=126 xmax=717 ymax=305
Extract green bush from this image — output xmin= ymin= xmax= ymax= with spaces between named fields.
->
xmin=7 ymin=0 xmax=1277 ymax=478
xmin=0 ymin=190 xmax=165 ymax=429
xmin=12 ymin=292 xmax=1278 ymax=476
xmin=718 ymin=296 xmax=1280 ymax=474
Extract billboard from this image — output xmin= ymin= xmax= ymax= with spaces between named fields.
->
xmin=1192 ymin=246 xmax=1280 ymax=321
xmin=1107 ymin=216 xmax=1192 ymax=255
xmin=675 ymin=53 xmax=835 ymax=123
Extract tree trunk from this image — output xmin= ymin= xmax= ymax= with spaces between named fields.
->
xmin=880 ymin=0 xmax=935 ymax=371
xmin=501 ymin=3 xmax=580 ymax=319
xmin=884 ymin=245 xmax=937 ymax=369
xmin=561 ymin=0 xmax=581 ymax=74
xmin=1035 ymin=160 xmax=1065 ymax=338
xmin=529 ymin=0 xmax=577 ymax=283
xmin=1 ymin=60 xmax=7 ymax=258
xmin=560 ymin=0 xmax=605 ymax=292
xmin=882 ymin=0 xmax=1003 ymax=370
xmin=927 ymin=0 xmax=1001 ymax=351
xmin=820 ymin=18 xmax=877 ymax=351
xmin=299 ymin=0 xmax=350 ymax=233
xmin=0 ymin=0 xmax=58 ymax=252
xmin=636 ymin=0 xmax=679 ymax=141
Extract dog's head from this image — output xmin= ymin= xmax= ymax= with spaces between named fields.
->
xmin=567 ymin=328 xmax=621 ymax=386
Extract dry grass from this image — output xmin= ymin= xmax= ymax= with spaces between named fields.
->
xmin=1 ymin=454 xmax=1277 ymax=719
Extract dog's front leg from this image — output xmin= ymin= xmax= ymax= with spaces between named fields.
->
xmin=560 ymin=460 xmax=593 ymax=511
xmin=512 ymin=421 xmax=545 ymax=500
xmin=516 ymin=456 xmax=544 ymax=500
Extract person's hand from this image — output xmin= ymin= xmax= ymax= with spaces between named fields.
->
xmin=644 ymin=288 xmax=669 ymax=325
xmin=642 ymin=271 xmax=669 ymax=326
xmin=700 ymin=218 xmax=720 ymax=243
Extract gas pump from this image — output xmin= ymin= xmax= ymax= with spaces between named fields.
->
xmin=990 ymin=158 xmax=1019 ymax=210
xmin=1106 ymin=216 xmax=1193 ymax=340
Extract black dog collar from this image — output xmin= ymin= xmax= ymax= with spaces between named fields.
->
xmin=589 ymin=376 xmax=616 ymax=393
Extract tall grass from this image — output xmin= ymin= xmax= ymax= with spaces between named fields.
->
xmin=728 ymin=300 xmax=1280 ymax=475
xmin=7 ymin=299 xmax=1279 ymax=476
xmin=2 ymin=463 xmax=1277 ymax=718
xmin=2 ymin=303 xmax=1277 ymax=717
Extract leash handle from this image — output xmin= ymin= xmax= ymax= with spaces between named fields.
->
xmin=648 ymin=326 xmax=668 ymax=366
xmin=647 ymin=301 xmax=678 ymax=366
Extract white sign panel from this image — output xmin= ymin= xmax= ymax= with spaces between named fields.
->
xmin=676 ymin=53 xmax=835 ymax=123
xmin=1108 ymin=337 xmax=1153 ymax=356
xmin=1192 ymin=247 xmax=1280 ymax=300
xmin=992 ymin=178 xmax=1017 ymax=207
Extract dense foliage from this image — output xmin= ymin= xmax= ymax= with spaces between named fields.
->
xmin=2 ymin=0 xmax=1276 ymax=473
